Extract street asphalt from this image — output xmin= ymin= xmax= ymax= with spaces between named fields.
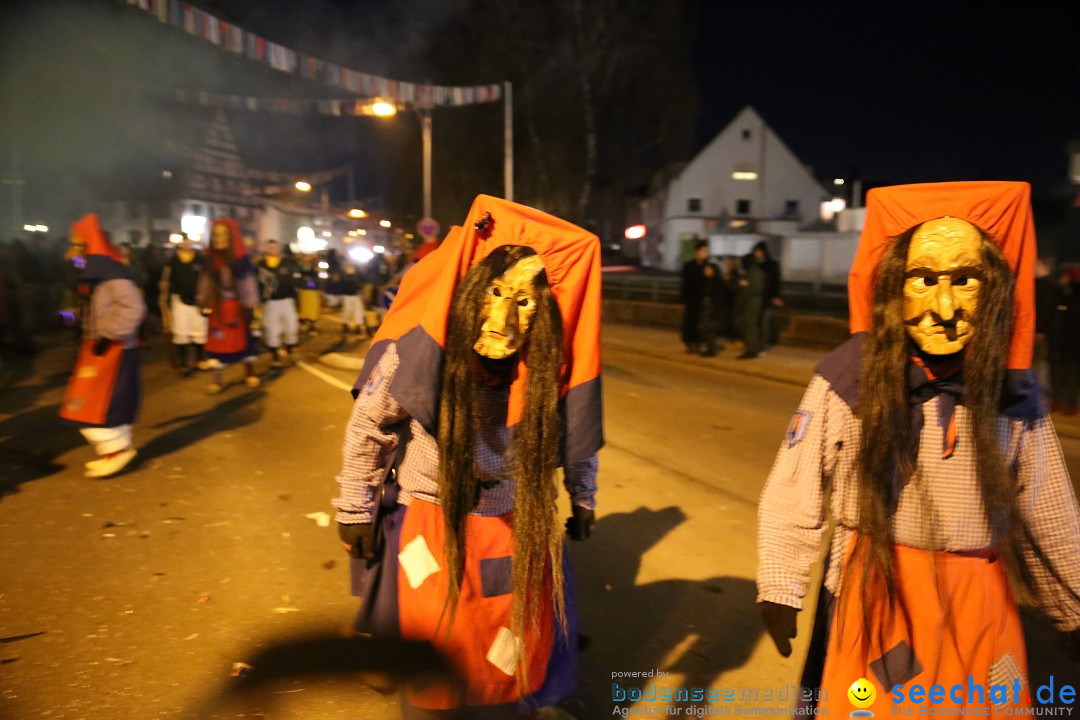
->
xmin=1 ymin=316 xmax=1078 ymax=719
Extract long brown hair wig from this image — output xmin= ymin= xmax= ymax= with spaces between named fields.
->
xmin=437 ymin=244 xmax=566 ymax=680
xmin=851 ymin=221 xmax=1040 ymax=630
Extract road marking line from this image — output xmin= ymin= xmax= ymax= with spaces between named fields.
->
xmin=296 ymin=360 xmax=354 ymax=392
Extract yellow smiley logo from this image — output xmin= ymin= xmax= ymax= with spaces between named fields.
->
xmin=848 ymin=677 xmax=877 ymax=708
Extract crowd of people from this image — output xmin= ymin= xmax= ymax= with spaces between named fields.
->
xmin=1 ymin=215 xmax=407 ymax=479
xmin=680 ymin=238 xmax=782 ymax=359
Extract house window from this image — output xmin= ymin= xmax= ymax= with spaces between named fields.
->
xmin=742 ymin=129 xmax=752 ymax=140
xmin=784 ymin=200 xmax=800 ymax=218
xmin=736 ymin=199 xmax=752 ymax=215
xmin=688 ymin=198 xmax=702 ymax=213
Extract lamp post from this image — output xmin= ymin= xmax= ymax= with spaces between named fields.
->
xmin=421 ymin=108 xmax=432 ymax=220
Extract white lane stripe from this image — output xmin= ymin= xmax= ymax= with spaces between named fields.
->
xmin=296 ymin=360 xmax=354 ymax=392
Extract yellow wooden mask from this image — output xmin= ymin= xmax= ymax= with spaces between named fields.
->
xmin=210 ymin=223 xmax=231 ymax=250
xmin=902 ymin=217 xmax=983 ymax=355
xmin=473 ymin=254 xmax=545 ymax=359
xmin=65 ymin=230 xmax=86 ymax=260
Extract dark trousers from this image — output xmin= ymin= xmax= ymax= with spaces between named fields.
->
xmin=740 ymin=299 xmax=764 ymax=355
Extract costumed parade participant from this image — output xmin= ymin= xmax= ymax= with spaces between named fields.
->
xmin=257 ymin=239 xmax=301 ymax=368
xmin=333 ymin=195 xmax=603 ymax=718
xmin=197 ymin=219 xmax=261 ymax=393
xmin=756 ymin=181 xmax=1080 ymax=712
xmin=160 ymin=235 xmax=208 ymax=376
xmin=60 ymin=214 xmax=146 ymax=478
xmin=339 ymin=259 xmax=368 ymax=340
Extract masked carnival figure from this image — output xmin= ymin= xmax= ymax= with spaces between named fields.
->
xmin=197 ymin=219 xmax=261 ymax=393
xmin=333 ymin=195 xmax=603 ymax=718
xmin=60 ymin=214 xmax=146 ymax=478
xmin=756 ymin=182 xmax=1080 ymax=712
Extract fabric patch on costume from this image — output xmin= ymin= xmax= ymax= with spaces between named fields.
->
xmin=364 ymin=367 xmax=383 ymax=395
xmin=870 ymin=640 xmax=923 ymax=688
xmin=988 ymin=652 xmax=1026 ymax=690
xmin=485 ymin=627 xmax=523 ymax=676
xmin=398 ymin=534 xmax=440 ymax=589
xmin=480 ymin=556 xmax=513 ymax=597
xmin=785 ymin=410 xmax=813 ymax=448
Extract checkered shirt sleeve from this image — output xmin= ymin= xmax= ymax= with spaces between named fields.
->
xmin=756 ymin=375 xmax=842 ymax=609
xmin=758 ymin=373 xmax=1080 ymax=631
xmin=334 ymin=343 xmax=600 ymax=522
xmin=564 ymin=454 xmax=599 ymax=511
xmin=332 ymin=345 xmax=410 ymax=524
xmin=1016 ymin=416 xmax=1080 ymax=631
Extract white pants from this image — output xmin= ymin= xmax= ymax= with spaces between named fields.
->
xmin=263 ymin=297 xmax=299 ymax=348
xmin=171 ymin=296 xmax=208 ymax=344
xmin=80 ymin=425 xmax=132 ymax=456
xmin=341 ymin=295 xmax=365 ymax=327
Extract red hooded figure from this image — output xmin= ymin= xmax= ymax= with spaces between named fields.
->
xmin=60 ymin=214 xmax=146 ymax=478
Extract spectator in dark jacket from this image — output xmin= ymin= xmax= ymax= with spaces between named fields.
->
xmin=1033 ymin=257 xmax=1056 ymax=397
xmin=679 ymin=239 xmax=709 ymax=353
xmin=1048 ymin=266 xmax=1080 ymax=415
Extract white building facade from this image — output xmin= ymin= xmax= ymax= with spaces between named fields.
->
xmin=645 ymin=106 xmax=831 ymax=270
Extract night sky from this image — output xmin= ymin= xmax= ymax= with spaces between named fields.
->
xmin=688 ymin=2 xmax=1080 ymax=202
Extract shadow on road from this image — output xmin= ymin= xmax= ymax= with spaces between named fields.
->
xmin=132 ymin=389 xmax=267 ymax=468
xmin=180 ymin=632 xmax=460 ymax=720
xmin=565 ymin=506 xmax=764 ymax=716
xmin=0 ymin=403 xmax=86 ymax=498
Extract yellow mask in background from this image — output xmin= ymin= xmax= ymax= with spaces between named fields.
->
xmin=177 ymin=248 xmax=196 ymax=263
xmin=210 ymin=224 xmax=230 ymax=250
xmin=902 ymin=217 xmax=984 ymax=355
xmin=65 ymin=231 xmax=86 ymax=260
xmin=473 ymin=255 xmax=545 ymax=360
xmin=265 ymin=255 xmax=281 ymax=269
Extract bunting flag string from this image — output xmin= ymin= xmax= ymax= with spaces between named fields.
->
xmin=125 ymin=0 xmax=502 ymax=109
xmin=169 ymin=89 xmax=406 ymax=117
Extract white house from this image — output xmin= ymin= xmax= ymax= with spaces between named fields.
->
xmin=642 ymin=106 xmax=831 ymax=270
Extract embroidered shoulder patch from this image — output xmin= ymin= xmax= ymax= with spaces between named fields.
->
xmin=363 ymin=367 xmax=383 ymax=395
xmin=785 ymin=410 xmax=813 ymax=448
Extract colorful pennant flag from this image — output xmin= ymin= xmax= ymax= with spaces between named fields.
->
xmin=125 ymin=0 xmax=502 ymax=108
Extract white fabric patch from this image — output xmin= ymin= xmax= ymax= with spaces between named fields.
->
xmin=398 ymin=534 xmax=441 ymax=589
xmin=485 ymin=626 xmax=523 ymax=676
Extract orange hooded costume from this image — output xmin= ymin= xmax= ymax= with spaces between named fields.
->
xmin=757 ymin=182 xmax=1080 ymax=714
xmin=60 ymin=214 xmax=145 ymax=428
xmin=339 ymin=195 xmax=603 ymax=714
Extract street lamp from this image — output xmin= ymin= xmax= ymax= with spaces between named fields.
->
xmin=347 ymin=208 xmax=367 ymax=219
xmin=295 ymin=181 xmax=312 ymax=192
xmin=379 ymin=219 xmax=391 ymax=228
xmin=371 ymin=100 xmax=397 ymax=117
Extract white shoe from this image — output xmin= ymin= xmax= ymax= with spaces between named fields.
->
xmin=85 ymin=448 xmax=137 ymax=478
xmin=245 ymin=375 xmax=261 ymax=388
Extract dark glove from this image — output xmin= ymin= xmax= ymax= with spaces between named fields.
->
xmin=564 ymin=505 xmax=596 ymax=541
xmin=761 ymin=601 xmax=798 ymax=657
xmin=338 ymin=522 xmax=376 ymax=560
xmin=93 ymin=337 xmax=113 ymax=356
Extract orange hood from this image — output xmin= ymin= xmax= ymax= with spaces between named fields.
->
xmin=848 ymin=181 xmax=1037 ymax=370
xmin=359 ymin=195 xmax=604 ymax=462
